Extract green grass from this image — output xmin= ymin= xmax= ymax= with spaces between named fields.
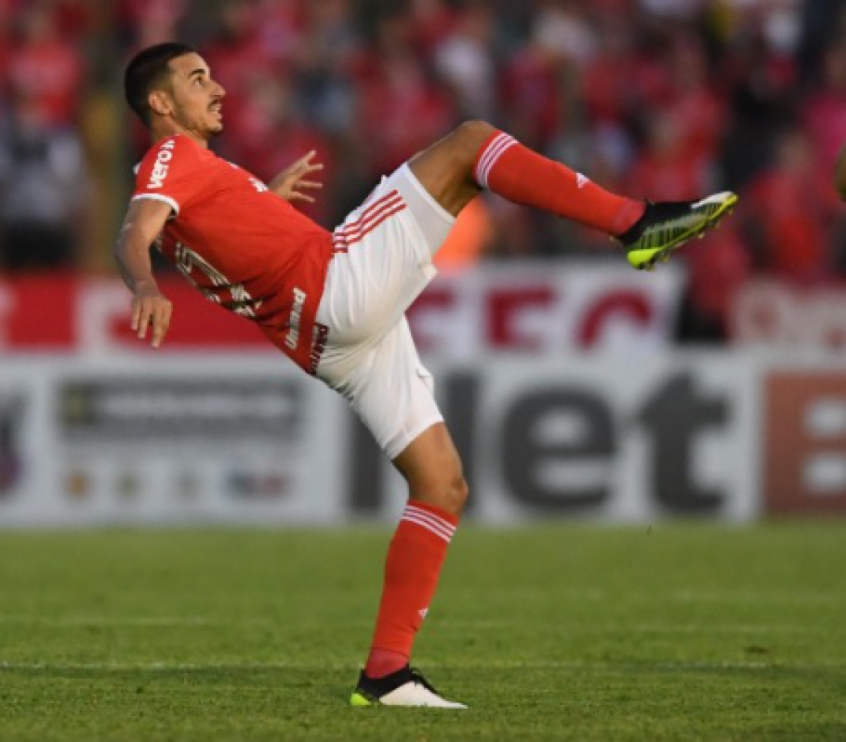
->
xmin=1 ymin=522 xmax=846 ymax=740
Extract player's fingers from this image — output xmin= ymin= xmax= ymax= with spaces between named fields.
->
xmin=151 ymin=302 xmax=172 ymax=348
xmin=294 ymin=163 xmax=323 ymax=181
xmin=136 ymin=301 xmax=151 ymax=340
xmin=151 ymin=324 xmax=167 ymax=348
xmin=287 ymin=193 xmax=316 ymax=203
xmin=131 ymin=300 xmax=142 ymax=331
xmin=293 ymin=150 xmax=317 ymax=170
xmin=298 ymin=180 xmax=323 ymax=190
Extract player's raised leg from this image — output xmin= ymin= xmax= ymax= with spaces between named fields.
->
xmin=408 ymin=120 xmax=737 ymax=270
xmin=350 ymin=423 xmax=468 ymax=709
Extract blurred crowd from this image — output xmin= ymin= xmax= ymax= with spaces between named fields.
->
xmin=1 ymin=0 xmax=845 ymax=341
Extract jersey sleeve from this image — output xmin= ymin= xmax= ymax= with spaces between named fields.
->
xmin=132 ymin=136 xmax=205 ymax=216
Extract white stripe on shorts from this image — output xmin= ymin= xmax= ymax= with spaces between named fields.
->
xmin=343 ymin=191 xmax=403 ymax=234
xmin=334 ymin=191 xmax=406 ymax=252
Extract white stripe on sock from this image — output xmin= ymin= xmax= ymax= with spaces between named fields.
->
xmin=476 ymin=133 xmax=508 ymax=176
xmin=402 ymin=506 xmax=456 ymax=542
xmin=480 ymin=138 xmax=517 ymax=188
xmin=475 ymin=133 xmax=511 ymax=188
xmin=475 ymin=133 xmax=517 ymax=189
xmin=405 ymin=504 xmax=456 ymax=537
xmin=403 ymin=513 xmax=454 ymax=542
xmin=406 ymin=507 xmax=455 ymax=536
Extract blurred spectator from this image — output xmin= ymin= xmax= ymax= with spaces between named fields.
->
xmin=200 ymin=0 xmax=275 ymax=128
xmin=627 ymin=116 xmax=713 ymax=201
xmin=581 ymin=17 xmax=636 ymax=132
xmin=660 ymin=35 xmax=726 ymax=166
xmin=0 ymin=91 xmax=89 ymax=271
xmin=0 ymin=1 xmax=14 ymax=103
xmin=498 ymin=8 xmax=571 ymax=149
xmin=742 ymin=125 xmax=840 ymax=281
xmin=409 ymin=0 xmax=459 ymax=57
xmin=677 ymin=225 xmax=752 ymax=342
xmin=804 ymin=38 xmax=846 ymax=180
xmin=7 ymin=2 xmax=85 ymax=128
xmin=291 ymin=0 xmax=359 ymax=136
xmin=255 ymin=0 xmax=306 ymax=66
xmin=432 ymin=2 xmax=497 ymax=120
xmin=353 ymin=9 xmax=456 ymax=179
xmin=719 ymin=18 xmax=798 ymax=190
xmin=120 ymin=0 xmax=189 ymax=47
xmin=216 ymin=70 xmax=335 ymax=224
xmin=798 ymin=0 xmax=846 ymax=81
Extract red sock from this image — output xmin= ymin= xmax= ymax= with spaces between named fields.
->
xmin=473 ymin=130 xmax=645 ymax=235
xmin=364 ymin=500 xmax=459 ymax=679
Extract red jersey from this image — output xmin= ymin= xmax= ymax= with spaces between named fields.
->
xmin=132 ymin=135 xmax=333 ymax=373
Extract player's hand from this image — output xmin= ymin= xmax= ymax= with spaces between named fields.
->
xmin=269 ymin=150 xmax=324 ymax=203
xmin=131 ymin=284 xmax=172 ymax=349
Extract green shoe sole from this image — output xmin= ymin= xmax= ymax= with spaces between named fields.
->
xmin=626 ymin=192 xmax=739 ymax=271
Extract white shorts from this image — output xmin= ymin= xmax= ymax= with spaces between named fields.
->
xmin=315 ymin=164 xmax=456 ymax=459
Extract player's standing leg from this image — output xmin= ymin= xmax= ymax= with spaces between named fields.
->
xmin=351 ymin=423 xmax=468 ymax=708
xmin=351 ymin=119 xmax=739 ymax=708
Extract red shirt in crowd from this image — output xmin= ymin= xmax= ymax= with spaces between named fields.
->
xmin=132 ymin=134 xmax=333 ymax=373
xmin=9 ymin=31 xmax=84 ymax=127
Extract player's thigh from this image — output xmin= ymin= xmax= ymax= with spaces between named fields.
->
xmin=319 ymin=166 xmax=454 ymax=345
xmin=319 ymin=317 xmax=444 ymax=461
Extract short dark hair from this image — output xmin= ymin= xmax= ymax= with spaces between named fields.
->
xmin=124 ymin=42 xmax=196 ymax=127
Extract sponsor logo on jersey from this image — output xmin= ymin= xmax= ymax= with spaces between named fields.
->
xmin=249 ymin=177 xmax=268 ymax=193
xmin=148 ymin=139 xmax=176 ymax=189
xmin=308 ymin=323 xmax=329 ymax=375
xmin=285 ymin=288 xmax=307 ymax=350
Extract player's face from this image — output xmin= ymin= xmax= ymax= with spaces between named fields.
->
xmin=165 ymin=53 xmax=226 ymax=139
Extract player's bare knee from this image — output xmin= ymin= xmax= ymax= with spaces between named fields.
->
xmin=448 ymin=120 xmax=497 ymax=170
xmin=434 ymin=473 xmax=469 ymax=516
xmin=448 ymin=474 xmax=470 ymax=514
xmin=455 ymin=120 xmax=496 ymax=150
xmin=412 ymin=472 xmax=468 ymax=516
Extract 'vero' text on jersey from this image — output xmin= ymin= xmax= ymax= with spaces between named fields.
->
xmin=148 ymin=139 xmax=176 ymax=189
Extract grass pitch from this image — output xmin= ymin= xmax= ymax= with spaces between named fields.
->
xmin=1 ymin=522 xmax=845 ymax=741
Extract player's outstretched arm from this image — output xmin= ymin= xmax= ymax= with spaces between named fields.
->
xmin=836 ymin=144 xmax=846 ymax=201
xmin=114 ymin=199 xmax=173 ymax=349
xmin=268 ymin=150 xmax=324 ymax=203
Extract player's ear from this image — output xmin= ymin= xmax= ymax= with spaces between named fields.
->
xmin=148 ymin=90 xmax=172 ymax=119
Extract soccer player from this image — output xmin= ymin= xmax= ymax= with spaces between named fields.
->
xmin=116 ymin=42 xmax=737 ymax=708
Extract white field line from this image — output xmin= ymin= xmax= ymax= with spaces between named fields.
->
xmin=0 ymin=660 xmax=349 ymax=672
xmin=1 ymin=659 xmax=843 ymax=674
xmin=426 ymin=587 xmax=846 ymax=605
xmin=435 ymin=622 xmax=838 ymax=634
xmin=0 ymin=616 xmax=841 ymax=634
xmin=0 ymin=616 xmax=277 ymax=627
xmin=668 ymin=589 xmax=846 ymax=605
